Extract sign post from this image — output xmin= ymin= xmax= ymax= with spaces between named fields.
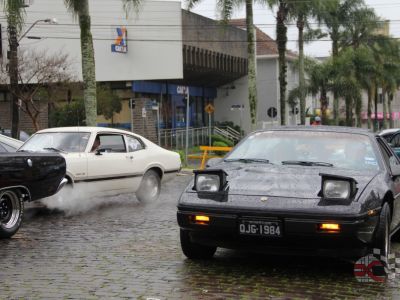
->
xmin=178 ymin=86 xmax=190 ymax=165
xmin=231 ymin=104 xmax=244 ymax=138
xmin=205 ymin=103 xmax=215 ymax=146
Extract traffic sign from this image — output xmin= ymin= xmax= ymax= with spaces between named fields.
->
xmin=267 ymin=107 xmax=277 ymax=118
xmin=205 ymin=103 xmax=215 ymax=114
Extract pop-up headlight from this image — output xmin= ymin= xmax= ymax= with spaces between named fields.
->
xmin=193 ymin=169 xmax=228 ymax=193
xmin=320 ymin=173 xmax=357 ymax=200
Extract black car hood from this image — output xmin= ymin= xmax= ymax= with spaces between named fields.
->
xmin=212 ymin=163 xmax=379 ymax=199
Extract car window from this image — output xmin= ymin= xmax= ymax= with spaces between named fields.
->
xmin=390 ymin=134 xmax=400 ymax=147
xmin=0 ymin=142 xmax=7 ymax=152
xmin=19 ymin=132 xmax=90 ymax=153
xmin=377 ymin=137 xmax=399 ymax=169
xmin=126 ymin=135 xmax=143 ymax=152
xmin=226 ymin=131 xmax=380 ymax=171
xmin=97 ymin=134 xmax=126 ymax=153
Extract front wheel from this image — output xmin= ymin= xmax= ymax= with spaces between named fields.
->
xmin=0 ymin=190 xmax=24 ymax=238
xmin=373 ymin=202 xmax=391 ymax=259
xmin=136 ymin=170 xmax=161 ymax=202
xmin=180 ymin=229 xmax=217 ymax=259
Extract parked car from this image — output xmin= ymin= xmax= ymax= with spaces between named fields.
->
xmin=19 ymin=127 xmax=181 ymax=202
xmin=379 ymin=129 xmax=400 ymax=157
xmin=0 ymin=153 xmax=66 ymax=238
xmin=177 ymin=127 xmax=400 ymax=260
xmin=0 ymin=129 xmax=30 ymax=142
xmin=0 ymin=134 xmax=23 ymax=152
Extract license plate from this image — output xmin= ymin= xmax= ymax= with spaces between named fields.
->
xmin=238 ymin=220 xmax=282 ymax=237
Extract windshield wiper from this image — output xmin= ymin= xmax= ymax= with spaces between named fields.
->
xmin=43 ymin=147 xmax=67 ymax=154
xmin=224 ymin=158 xmax=272 ymax=164
xmin=281 ymin=160 xmax=333 ymax=167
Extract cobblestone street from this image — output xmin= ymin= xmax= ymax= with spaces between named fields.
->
xmin=0 ymin=174 xmax=399 ymax=299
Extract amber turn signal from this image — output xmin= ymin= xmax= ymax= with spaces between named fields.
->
xmin=192 ymin=215 xmax=210 ymax=225
xmin=318 ymin=223 xmax=340 ymax=233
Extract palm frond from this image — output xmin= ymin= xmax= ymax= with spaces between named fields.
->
xmin=2 ymin=0 xmax=26 ymax=33
xmin=121 ymin=0 xmax=142 ymax=17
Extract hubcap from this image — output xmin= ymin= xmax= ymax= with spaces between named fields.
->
xmin=0 ymin=191 xmax=20 ymax=229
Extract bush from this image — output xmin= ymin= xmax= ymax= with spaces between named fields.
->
xmin=210 ymin=134 xmax=234 ymax=147
xmin=49 ymin=101 xmax=86 ymax=127
xmin=212 ymin=141 xmax=230 ymax=156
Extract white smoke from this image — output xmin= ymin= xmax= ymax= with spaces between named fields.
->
xmin=40 ymin=184 xmax=137 ymax=216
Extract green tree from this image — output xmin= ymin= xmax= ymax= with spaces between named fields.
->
xmin=316 ymin=0 xmax=365 ymax=124
xmin=63 ymin=0 xmax=140 ymax=126
xmin=97 ymin=84 xmax=123 ymax=123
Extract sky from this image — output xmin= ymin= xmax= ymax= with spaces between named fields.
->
xmin=186 ymin=0 xmax=400 ymax=57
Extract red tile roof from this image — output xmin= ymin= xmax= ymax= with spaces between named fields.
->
xmin=229 ymin=19 xmax=297 ymax=58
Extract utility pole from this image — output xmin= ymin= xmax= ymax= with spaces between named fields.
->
xmin=8 ymin=24 xmax=20 ymax=139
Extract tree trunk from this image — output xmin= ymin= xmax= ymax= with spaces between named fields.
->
xmin=382 ymin=88 xmax=388 ymax=130
xmin=374 ymin=86 xmax=378 ymax=131
xmin=331 ymin=28 xmax=339 ymax=125
xmin=245 ymin=0 xmax=257 ymax=130
xmin=355 ymin=95 xmax=362 ymax=128
xmin=8 ymin=25 xmax=20 ymax=139
xmin=367 ymin=86 xmax=372 ymax=129
xmin=79 ymin=0 xmax=97 ymax=126
xmin=345 ymin=97 xmax=352 ymax=126
xmin=388 ymin=92 xmax=394 ymax=128
xmin=277 ymin=1 xmax=288 ymax=125
xmin=297 ymin=15 xmax=305 ymax=125
xmin=320 ymin=87 xmax=328 ymax=123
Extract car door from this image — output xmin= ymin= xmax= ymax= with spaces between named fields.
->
xmin=377 ymin=137 xmax=400 ymax=231
xmin=87 ymin=133 xmax=136 ymax=194
xmin=124 ymin=134 xmax=149 ymax=192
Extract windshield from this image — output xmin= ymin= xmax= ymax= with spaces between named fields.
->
xmin=225 ymin=131 xmax=380 ymax=171
xmin=20 ymin=132 xmax=90 ymax=153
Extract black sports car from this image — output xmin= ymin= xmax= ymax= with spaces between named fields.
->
xmin=177 ymin=127 xmax=400 ymax=260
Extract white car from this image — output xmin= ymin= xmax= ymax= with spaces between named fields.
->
xmin=19 ymin=127 xmax=181 ymax=202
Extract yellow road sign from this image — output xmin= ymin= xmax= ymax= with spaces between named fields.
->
xmin=205 ymin=103 xmax=215 ymax=114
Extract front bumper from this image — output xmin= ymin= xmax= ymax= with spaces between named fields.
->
xmin=177 ymin=206 xmax=380 ymax=258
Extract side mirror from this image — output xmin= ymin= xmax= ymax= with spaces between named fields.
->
xmin=206 ymin=158 xmax=223 ymax=168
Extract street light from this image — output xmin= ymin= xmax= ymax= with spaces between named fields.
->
xmin=18 ymin=18 xmax=58 ymax=42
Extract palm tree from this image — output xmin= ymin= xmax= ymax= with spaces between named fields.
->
xmin=316 ymin=0 xmax=365 ymax=125
xmin=1 ymin=0 xmax=25 ymax=138
xmin=188 ymin=0 xmax=258 ymax=129
xmin=63 ymin=0 xmax=140 ymax=126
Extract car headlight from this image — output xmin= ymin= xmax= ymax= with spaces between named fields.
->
xmin=323 ymin=180 xmax=350 ymax=199
xmin=320 ymin=173 xmax=357 ymax=200
xmin=193 ymin=169 xmax=228 ymax=193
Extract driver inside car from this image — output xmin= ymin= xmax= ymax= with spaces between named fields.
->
xmin=91 ymin=136 xmax=101 ymax=152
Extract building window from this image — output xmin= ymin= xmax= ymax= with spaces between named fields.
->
xmin=0 ymin=92 xmax=10 ymax=102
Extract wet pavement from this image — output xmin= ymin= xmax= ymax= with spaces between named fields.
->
xmin=0 ymin=174 xmax=399 ymax=299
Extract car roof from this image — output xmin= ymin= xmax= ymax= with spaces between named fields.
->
xmin=36 ymin=126 xmax=135 ymax=135
xmin=253 ymin=126 xmax=376 ymax=137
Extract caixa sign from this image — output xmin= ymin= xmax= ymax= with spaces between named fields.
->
xmin=112 ymin=27 xmax=127 ymax=53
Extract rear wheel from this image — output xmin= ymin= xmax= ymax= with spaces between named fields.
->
xmin=136 ymin=170 xmax=161 ymax=202
xmin=180 ymin=229 xmax=216 ymax=259
xmin=373 ymin=203 xmax=391 ymax=259
xmin=0 ymin=190 xmax=24 ymax=238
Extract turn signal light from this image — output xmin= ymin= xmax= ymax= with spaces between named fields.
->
xmin=192 ymin=215 xmax=210 ymax=225
xmin=318 ymin=223 xmax=340 ymax=233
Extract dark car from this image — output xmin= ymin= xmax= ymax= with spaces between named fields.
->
xmin=0 ymin=129 xmax=30 ymax=142
xmin=380 ymin=129 xmax=400 ymax=158
xmin=0 ymin=153 xmax=67 ymax=238
xmin=177 ymin=127 xmax=400 ymax=260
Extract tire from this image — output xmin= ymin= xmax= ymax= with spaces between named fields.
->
xmin=0 ymin=189 xmax=24 ymax=238
xmin=136 ymin=170 xmax=161 ymax=202
xmin=373 ymin=202 xmax=391 ymax=259
xmin=180 ymin=229 xmax=216 ymax=259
